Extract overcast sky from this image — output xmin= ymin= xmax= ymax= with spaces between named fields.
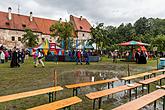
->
xmin=0 ymin=0 xmax=165 ymax=26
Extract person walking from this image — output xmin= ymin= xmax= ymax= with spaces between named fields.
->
xmin=4 ymin=50 xmax=9 ymax=62
xmin=35 ymin=49 xmax=45 ymax=67
xmin=76 ymin=50 xmax=82 ymax=65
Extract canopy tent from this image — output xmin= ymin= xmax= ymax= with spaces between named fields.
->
xmin=118 ymin=40 xmax=150 ymax=62
xmin=118 ymin=40 xmax=149 ymax=46
xmin=84 ymin=44 xmax=94 ymax=49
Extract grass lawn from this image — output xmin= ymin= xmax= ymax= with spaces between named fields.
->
xmin=0 ymin=57 xmax=162 ymax=110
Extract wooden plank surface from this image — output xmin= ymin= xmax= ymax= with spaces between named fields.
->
xmin=121 ymin=69 xmax=165 ymax=81
xmin=27 ymin=96 xmax=82 ymax=110
xmin=112 ymin=89 xmax=165 ymax=110
xmin=121 ymin=72 xmax=152 ymax=81
xmin=0 ymin=86 xmax=63 ymax=103
xmin=65 ymin=78 xmax=118 ymax=89
xmin=139 ymin=74 xmax=165 ymax=85
xmin=86 ymin=83 xmax=141 ymax=100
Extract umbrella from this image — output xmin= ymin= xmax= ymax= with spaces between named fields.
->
xmin=118 ymin=40 xmax=149 ymax=46
xmin=84 ymin=44 xmax=94 ymax=49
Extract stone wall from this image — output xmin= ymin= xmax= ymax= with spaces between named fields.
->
xmin=0 ymin=29 xmax=55 ymax=49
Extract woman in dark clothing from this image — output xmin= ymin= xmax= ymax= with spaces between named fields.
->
xmin=10 ymin=48 xmax=20 ymax=68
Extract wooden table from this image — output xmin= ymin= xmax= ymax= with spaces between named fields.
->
xmin=86 ymin=83 xmax=141 ymax=110
xmin=121 ymin=69 xmax=165 ymax=84
xmin=112 ymin=89 xmax=165 ymax=110
xmin=65 ymin=78 xmax=118 ymax=96
xmin=0 ymin=86 xmax=63 ymax=103
xmin=139 ymin=74 xmax=165 ymax=93
xmin=27 ymin=96 xmax=82 ymax=110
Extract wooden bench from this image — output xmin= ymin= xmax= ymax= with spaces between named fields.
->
xmin=121 ymin=69 xmax=165 ymax=84
xmin=139 ymin=74 xmax=165 ymax=93
xmin=27 ymin=96 xmax=82 ymax=110
xmin=0 ymin=86 xmax=63 ymax=103
xmin=112 ymin=89 xmax=165 ymax=110
xmin=65 ymin=78 xmax=118 ymax=96
xmin=86 ymin=83 xmax=141 ymax=110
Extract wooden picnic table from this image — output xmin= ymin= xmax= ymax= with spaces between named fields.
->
xmin=27 ymin=96 xmax=82 ymax=110
xmin=86 ymin=83 xmax=141 ymax=110
xmin=112 ymin=89 xmax=165 ymax=110
xmin=121 ymin=69 xmax=165 ymax=84
xmin=139 ymin=74 xmax=165 ymax=93
xmin=0 ymin=86 xmax=63 ymax=103
xmin=65 ymin=78 xmax=118 ymax=96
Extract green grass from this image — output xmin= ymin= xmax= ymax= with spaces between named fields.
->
xmin=0 ymin=57 xmax=161 ymax=110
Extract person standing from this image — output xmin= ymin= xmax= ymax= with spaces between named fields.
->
xmin=35 ymin=49 xmax=45 ymax=67
xmin=0 ymin=50 xmax=5 ymax=63
xmin=4 ymin=50 xmax=9 ymax=62
xmin=21 ymin=49 xmax=25 ymax=63
xmin=76 ymin=50 xmax=82 ymax=65
xmin=10 ymin=47 xmax=20 ymax=68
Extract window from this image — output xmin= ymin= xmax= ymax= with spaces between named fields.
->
xmin=80 ymin=26 xmax=83 ymax=30
xmin=18 ymin=37 xmax=21 ymax=41
xmin=22 ymin=24 xmax=26 ymax=28
xmin=5 ymin=22 xmax=10 ymax=25
xmin=82 ymin=33 xmax=85 ymax=37
xmin=11 ymin=36 xmax=15 ymax=41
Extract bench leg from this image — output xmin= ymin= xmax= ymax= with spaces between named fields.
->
xmin=73 ymin=88 xmax=78 ymax=96
xmin=129 ymin=89 xmax=132 ymax=101
xmin=144 ymin=76 xmax=146 ymax=80
xmin=160 ymin=79 xmax=162 ymax=86
xmin=54 ymin=92 xmax=57 ymax=100
xmin=128 ymin=80 xmax=130 ymax=84
xmin=111 ymin=82 xmax=114 ymax=88
xmin=98 ymin=98 xmax=102 ymax=109
xmin=48 ymin=92 xmax=53 ymax=103
xmin=135 ymin=87 xmax=138 ymax=99
xmin=108 ymin=82 xmax=110 ymax=89
xmin=93 ymin=99 xmax=95 ymax=110
xmin=142 ymin=84 xmax=144 ymax=95
xmin=154 ymin=100 xmax=156 ymax=110
xmin=163 ymin=96 xmax=165 ymax=110
xmin=148 ymin=84 xmax=150 ymax=93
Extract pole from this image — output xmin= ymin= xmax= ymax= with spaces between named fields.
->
xmin=157 ymin=57 xmax=159 ymax=70
xmin=128 ymin=64 xmax=130 ymax=76
xmin=54 ymin=69 xmax=57 ymax=87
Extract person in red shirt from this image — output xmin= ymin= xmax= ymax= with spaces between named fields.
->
xmin=76 ymin=50 xmax=82 ymax=65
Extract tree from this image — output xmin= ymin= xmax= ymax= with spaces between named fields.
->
xmin=50 ymin=20 xmax=74 ymax=50
xmin=22 ymin=29 xmax=38 ymax=47
xmin=151 ymin=35 xmax=165 ymax=51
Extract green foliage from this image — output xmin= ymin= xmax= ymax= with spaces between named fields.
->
xmin=90 ymin=17 xmax=165 ymax=52
xmin=50 ymin=20 xmax=74 ymax=50
xmin=151 ymin=35 xmax=165 ymax=51
xmin=22 ymin=29 xmax=38 ymax=47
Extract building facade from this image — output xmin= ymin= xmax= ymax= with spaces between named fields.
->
xmin=0 ymin=7 xmax=92 ymax=49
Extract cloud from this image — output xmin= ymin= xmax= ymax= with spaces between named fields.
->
xmin=0 ymin=0 xmax=165 ymax=26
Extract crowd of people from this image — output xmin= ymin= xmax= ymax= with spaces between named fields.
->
xmin=0 ymin=46 xmax=30 ymax=67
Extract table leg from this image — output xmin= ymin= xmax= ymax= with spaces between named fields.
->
xmin=163 ymin=96 xmax=165 ymax=110
xmin=135 ymin=87 xmax=138 ymax=99
xmin=129 ymin=89 xmax=132 ymax=101
xmin=93 ymin=99 xmax=96 ymax=110
xmin=154 ymin=100 xmax=156 ymax=110
xmin=148 ymin=84 xmax=150 ymax=93
xmin=111 ymin=82 xmax=114 ymax=88
xmin=98 ymin=98 xmax=102 ymax=109
xmin=108 ymin=82 xmax=110 ymax=89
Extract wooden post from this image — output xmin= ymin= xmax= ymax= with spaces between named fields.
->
xmin=54 ymin=69 xmax=57 ymax=87
xmin=157 ymin=57 xmax=159 ymax=70
xmin=128 ymin=64 xmax=130 ymax=76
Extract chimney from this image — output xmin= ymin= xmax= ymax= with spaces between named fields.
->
xmin=59 ymin=18 xmax=62 ymax=23
xmin=8 ymin=7 xmax=12 ymax=20
xmin=80 ymin=16 xmax=83 ymax=20
xmin=30 ymin=12 xmax=33 ymax=21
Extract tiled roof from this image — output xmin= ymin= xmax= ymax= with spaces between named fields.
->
xmin=70 ymin=15 xmax=92 ymax=33
xmin=0 ymin=11 xmax=57 ymax=35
